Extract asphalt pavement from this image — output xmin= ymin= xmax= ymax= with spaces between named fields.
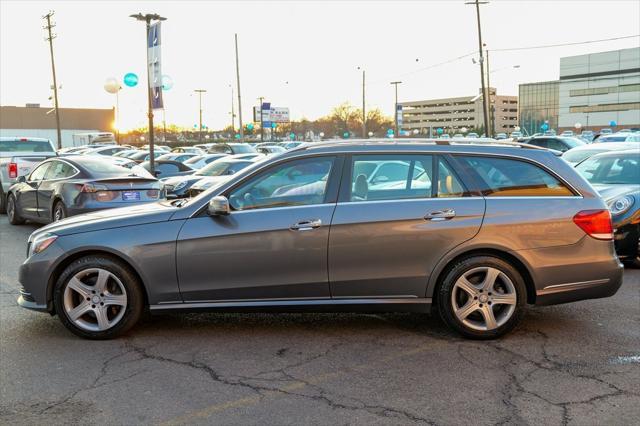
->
xmin=1 ymin=215 xmax=639 ymax=425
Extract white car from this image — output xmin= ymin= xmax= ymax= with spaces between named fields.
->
xmin=595 ymin=133 xmax=640 ymax=143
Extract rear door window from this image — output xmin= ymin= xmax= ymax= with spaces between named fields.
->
xmin=457 ymin=156 xmax=574 ymax=196
xmin=44 ymin=161 xmax=76 ymax=180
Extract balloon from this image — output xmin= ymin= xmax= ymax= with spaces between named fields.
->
xmin=436 ymin=128 xmax=443 ymax=135
xmin=104 ymin=77 xmax=121 ymax=94
xmin=161 ymin=75 xmax=173 ymax=91
xmin=123 ymin=73 xmax=139 ymax=87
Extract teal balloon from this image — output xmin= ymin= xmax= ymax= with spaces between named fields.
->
xmin=289 ymin=132 xmax=295 ymax=140
xmin=436 ymin=128 xmax=443 ymax=135
xmin=123 ymin=73 xmax=138 ymax=87
xmin=161 ymin=75 xmax=173 ymax=91
xmin=343 ymin=132 xmax=350 ymax=138
xmin=235 ymin=134 xmax=241 ymax=139
xmin=247 ymin=123 xmax=254 ymax=130
xmin=193 ymin=124 xmax=198 ymax=129
xmin=271 ymin=122 xmax=277 ymax=129
xmin=386 ymin=129 xmax=394 ymax=135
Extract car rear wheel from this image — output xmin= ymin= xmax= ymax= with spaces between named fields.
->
xmin=52 ymin=200 xmax=67 ymax=222
xmin=6 ymin=194 xmax=24 ymax=225
xmin=53 ymin=256 xmax=144 ymax=339
xmin=437 ymin=256 xmax=526 ymax=339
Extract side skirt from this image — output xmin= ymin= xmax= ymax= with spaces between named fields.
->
xmin=149 ymin=297 xmax=432 ymax=314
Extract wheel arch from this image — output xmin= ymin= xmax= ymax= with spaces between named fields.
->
xmin=428 ymin=247 xmax=537 ymax=306
xmin=46 ymin=249 xmax=150 ymax=314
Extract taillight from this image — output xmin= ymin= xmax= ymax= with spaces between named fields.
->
xmin=146 ymin=189 xmax=159 ymax=199
xmin=573 ymin=209 xmax=613 ymax=240
xmin=78 ymin=183 xmax=108 ymax=193
xmin=95 ymin=191 xmax=118 ymax=201
xmin=8 ymin=162 xmax=17 ymax=179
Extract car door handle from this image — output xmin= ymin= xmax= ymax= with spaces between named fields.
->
xmin=290 ymin=219 xmax=322 ymax=231
xmin=424 ymin=209 xmax=456 ymax=221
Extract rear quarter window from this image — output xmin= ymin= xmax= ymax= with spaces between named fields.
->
xmin=456 ymin=156 xmax=575 ymax=197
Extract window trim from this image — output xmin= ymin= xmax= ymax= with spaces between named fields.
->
xmin=450 ymin=153 xmax=581 ymax=197
xmin=218 ymin=154 xmax=344 ymax=213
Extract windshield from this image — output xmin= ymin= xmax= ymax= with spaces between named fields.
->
xmin=196 ymin=160 xmax=252 ymax=176
xmin=231 ymin=144 xmax=256 ymax=154
xmin=599 ymin=136 xmax=628 ymax=142
xmin=0 ymin=139 xmax=55 ymax=152
xmin=560 ymin=137 xmax=585 ymax=148
xmin=575 ymin=153 xmax=640 ymax=185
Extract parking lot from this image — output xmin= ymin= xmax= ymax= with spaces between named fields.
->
xmin=0 ymin=216 xmax=638 ymax=425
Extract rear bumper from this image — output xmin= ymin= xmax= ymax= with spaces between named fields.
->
xmin=535 ymin=260 xmax=624 ymax=306
xmin=67 ymin=199 xmax=158 ymax=216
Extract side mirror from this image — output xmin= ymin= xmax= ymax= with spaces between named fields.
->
xmin=207 ymin=196 xmax=230 ymax=216
xmin=17 ymin=175 xmax=26 ymax=183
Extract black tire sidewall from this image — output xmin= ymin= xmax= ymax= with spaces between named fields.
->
xmin=53 ymin=256 xmax=144 ymax=340
xmin=53 ymin=201 xmax=67 ymax=222
xmin=7 ymin=194 xmax=23 ymax=225
xmin=438 ymin=256 xmax=526 ymax=340
xmin=0 ymin=188 xmax=6 ymax=214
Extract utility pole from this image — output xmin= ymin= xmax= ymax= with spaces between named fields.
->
xmin=229 ymin=84 xmax=235 ymax=134
xmin=485 ymin=48 xmax=495 ymax=138
xmin=257 ymin=96 xmax=264 ymax=142
xmin=43 ymin=12 xmax=62 ymax=149
xmin=130 ymin=12 xmax=166 ymax=175
xmin=390 ymin=81 xmax=402 ymax=137
xmin=194 ymin=89 xmax=206 ymax=142
xmin=361 ymin=69 xmax=366 ymax=138
xmin=467 ymin=0 xmax=490 ymax=138
xmin=234 ymin=34 xmax=244 ymax=142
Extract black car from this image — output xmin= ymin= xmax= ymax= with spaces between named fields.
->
xmin=139 ymin=159 xmax=195 ymax=179
xmin=525 ymin=136 xmax=586 ymax=153
xmin=575 ymin=149 xmax=640 ymax=267
xmin=207 ymin=143 xmax=257 ymax=155
xmin=6 ymin=156 xmax=164 ymax=225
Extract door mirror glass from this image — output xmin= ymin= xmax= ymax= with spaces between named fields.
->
xmin=207 ymin=196 xmax=230 ymax=216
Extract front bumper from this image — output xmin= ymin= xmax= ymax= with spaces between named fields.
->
xmin=17 ymin=295 xmax=48 ymax=312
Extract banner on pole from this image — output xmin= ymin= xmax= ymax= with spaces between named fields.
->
xmin=148 ymin=22 xmax=163 ymax=110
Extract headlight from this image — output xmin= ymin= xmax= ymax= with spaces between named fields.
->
xmin=609 ymin=195 xmax=634 ymax=216
xmin=173 ymin=181 xmax=187 ymax=191
xmin=28 ymin=233 xmax=58 ymax=257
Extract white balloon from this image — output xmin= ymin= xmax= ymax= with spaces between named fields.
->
xmin=574 ymin=122 xmax=582 ymax=129
xmin=104 ymin=77 xmax=121 ymax=94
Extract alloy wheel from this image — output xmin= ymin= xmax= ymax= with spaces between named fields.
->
xmin=7 ymin=196 xmax=15 ymax=221
xmin=451 ymin=266 xmax=517 ymax=331
xmin=63 ymin=268 xmax=128 ymax=332
xmin=54 ymin=204 xmax=65 ymax=221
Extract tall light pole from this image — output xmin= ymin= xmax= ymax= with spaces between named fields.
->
xmin=43 ymin=12 xmax=62 ymax=149
xmin=234 ymin=34 xmax=244 ymax=142
xmin=466 ymin=0 xmax=490 ymax=138
xmin=130 ymin=12 xmax=166 ymax=175
xmin=194 ymin=89 xmax=206 ymax=142
xmin=229 ymin=84 xmax=235 ymax=134
xmin=257 ymin=96 xmax=265 ymax=142
xmin=390 ymin=81 xmax=402 ymax=137
xmin=358 ymin=67 xmax=366 ymax=138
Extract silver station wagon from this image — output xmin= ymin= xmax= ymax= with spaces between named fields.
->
xmin=18 ymin=140 xmax=623 ymax=339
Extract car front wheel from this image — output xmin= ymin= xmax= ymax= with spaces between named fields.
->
xmin=438 ymin=256 xmax=526 ymax=339
xmin=53 ymin=256 xmax=144 ymax=339
xmin=52 ymin=200 xmax=67 ymax=222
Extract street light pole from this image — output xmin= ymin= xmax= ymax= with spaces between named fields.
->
xmin=194 ymin=89 xmax=206 ymax=142
xmin=390 ymin=81 xmax=402 ymax=137
xmin=360 ymin=68 xmax=366 ymax=138
xmin=257 ymin=96 xmax=264 ymax=142
xmin=466 ymin=0 xmax=490 ymax=138
xmin=130 ymin=12 xmax=166 ymax=175
xmin=234 ymin=34 xmax=244 ymax=142
xmin=43 ymin=12 xmax=62 ymax=150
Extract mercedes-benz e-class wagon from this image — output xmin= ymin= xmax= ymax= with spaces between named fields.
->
xmin=17 ymin=140 xmax=623 ymax=339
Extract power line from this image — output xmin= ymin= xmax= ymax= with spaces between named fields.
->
xmin=491 ymin=34 xmax=640 ymax=52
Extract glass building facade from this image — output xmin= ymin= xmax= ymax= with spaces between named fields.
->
xmin=518 ymin=81 xmax=559 ymax=136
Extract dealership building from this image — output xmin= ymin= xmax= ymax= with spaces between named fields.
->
xmin=399 ymin=88 xmax=518 ymax=135
xmin=0 ymin=105 xmax=115 ymax=147
xmin=519 ymin=47 xmax=640 ymax=135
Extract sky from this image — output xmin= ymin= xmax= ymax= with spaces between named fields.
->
xmin=1 ymin=0 xmax=639 ymax=131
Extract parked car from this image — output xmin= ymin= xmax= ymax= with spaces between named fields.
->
xmin=112 ymin=149 xmax=140 ymax=158
xmin=509 ymin=131 xmax=523 ymax=138
xmin=162 ymin=157 xmax=254 ymax=199
xmin=281 ymin=141 xmax=308 ymax=150
xmin=562 ymin=142 xmax=639 ymax=166
xmin=257 ymin=145 xmax=287 ymax=155
xmin=467 ymin=133 xmax=479 ymax=138
xmin=1 ymin=137 xmax=57 ymax=213
xmin=156 ymin=153 xmax=199 ymax=163
xmin=594 ymin=133 xmax=640 ymax=143
xmin=207 ymin=143 xmax=257 ymax=155
xmin=600 ymin=128 xmax=613 ymax=135
xmin=560 ymin=130 xmax=574 ymax=137
xmin=182 ymin=153 xmax=229 ymax=169
xmin=128 ymin=151 xmax=165 ymax=163
xmin=101 ymin=157 xmax=155 ymax=179
xmin=171 ymin=146 xmax=204 ymax=155
xmin=6 ymin=156 xmax=163 ymax=224
xmin=141 ymin=145 xmax=170 ymax=152
xmin=77 ymin=146 xmax=130 ymax=157
xmin=580 ymin=130 xmax=595 ymax=142
xmin=139 ymin=159 xmax=194 ymax=179
xmin=495 ymin=133 xmax=507 ymax=140
xmin=524 ymin=136 xmax=585 ymax=153
xmin=17 ymin=140 xmax=623 ymax=339
xmin=575 ymin=150 xmax=639 ymax=266
xmin=188 ymin=159 xmax=258 ymax=196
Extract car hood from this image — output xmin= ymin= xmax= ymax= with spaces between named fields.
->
xmin=592 ymin=184 xmax=639 ymax=202
xmin=34 ymin=201 xmax=176 ymax=237
xmin=190 ymin=175 xmax=230 ymax=190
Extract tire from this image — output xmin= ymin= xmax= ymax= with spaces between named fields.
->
xmin=6 ymin=194 xmax=24 ymax=225
xmin=53 ymin=255 xmax=144 ymax=339
xmin=437 ymin=256 xmax=526 ymax=339
xmin=0 ymin=187 xmax=6 ymax=214
xmin=52 ymin=200 xmax=67 ymax=222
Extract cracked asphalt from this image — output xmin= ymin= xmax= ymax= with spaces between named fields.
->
xmin=1 ymin=215 xmax=639 ymax=425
